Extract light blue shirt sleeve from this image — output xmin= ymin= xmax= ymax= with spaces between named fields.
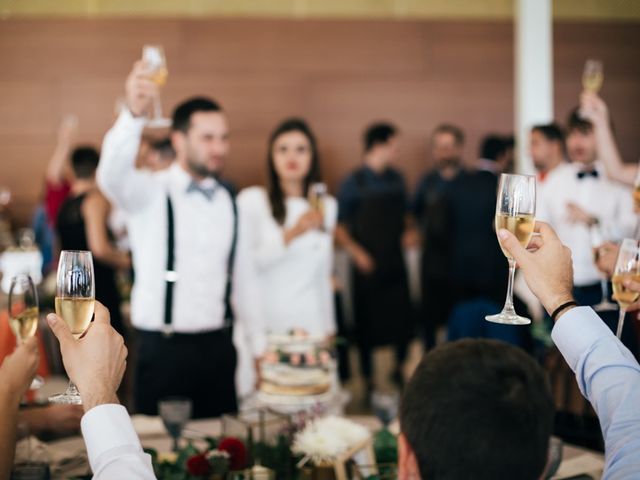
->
xmin=551 ymin=307 xmax=640 ymax=479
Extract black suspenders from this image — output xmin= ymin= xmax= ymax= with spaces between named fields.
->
xmin=162 ymin=185 xmax=238 ymax=336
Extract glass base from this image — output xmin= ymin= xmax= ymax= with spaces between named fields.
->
xmin=485 ymin=311 xmax=531 ymax=325
xmin=146 ymin=117 xmax=171 ymax=128
xmin=30 ymin=375 xmax=44 ymax=390
xmin=48 ymin=392 xmax=82 ymax=405
xmin=593 ymin=300 xmax=618 ymax=312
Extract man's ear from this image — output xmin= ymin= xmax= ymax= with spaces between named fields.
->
xmin=398 ymin=432 xmax=421 ymax=480
xmin=171 ymin=130 xmax=185 ymax=158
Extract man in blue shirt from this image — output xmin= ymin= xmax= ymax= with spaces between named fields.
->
xmin=398 ymin=221 xmax=640 ymax=479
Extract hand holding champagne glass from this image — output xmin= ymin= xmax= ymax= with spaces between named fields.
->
xmin=8 ymin=274 xmax=44 ymax=390
xmin=143 ymin=44 xmax=171 ymax=128
xmin=589 ymin=225 xmax=617 ymax=312
xmin=308 ymin=182 xmax=327 ymax=230
xmin=611 ymin=239 xmax=640 ymax=339
xmin=49 ymin=250 xmax=95 ymax=404
xmin=486 ymin=174 xmax=536 ymax=325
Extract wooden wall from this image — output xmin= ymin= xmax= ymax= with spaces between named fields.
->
xmin=1 ymin=19 xmax=639 ymax=225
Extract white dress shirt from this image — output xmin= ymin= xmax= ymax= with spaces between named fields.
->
xmin=552 ymin=307 xmax=640 ymax=478
xmin=97 ymin=110 xmax=266 ymax=356
xmin=238 ymin=187 xmax=337 ymax=336
xmin=81 ymin=404 xmax=155 ymax=479
xmin=537 ymin=162 xmax=635 ymax=286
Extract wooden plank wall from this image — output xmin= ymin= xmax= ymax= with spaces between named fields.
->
xmin=0 ymin=19 xmax=638 ymax=225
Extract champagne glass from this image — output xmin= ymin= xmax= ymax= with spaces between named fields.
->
xmin=590 ymin=224 xmax=618 ymax=311
xmin=582 ymin=59 xmax=603 ymax=93
xmin=611 ymin=239 xmax=640 ymax=339
xmin=8 ymin=274 xmax=43 ymax=390
xmin=308 ymin=182 xmax=327 ymax=230
xmin=159 ymin=397 xmax=192 ymax=452
xmin=49 ymin=250 xmax=95 ymax=404
xmin=486 ymin=174 xmax=536 ymax=325
xmin=143 ymin=44 xmax=171 ymax=128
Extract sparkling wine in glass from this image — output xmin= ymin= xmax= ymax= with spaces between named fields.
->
xmin=611 ymin=239 xmax=640 ymax=339
xmin=8 ymin=274 xmax=44 ymax=390
xmin=486 ymin=174 xmax=536 ymax=325
xmin=49 ymin=250 xmax=95 ymax=405
xmin=582 ymin=59 xmax=603 ymax=93
xmin=308 ymin=182 xmax=327 ymax=231
xmin=590 ymin=224 xmax=618 ymax=312
xmin=159 ymin=397 xmax=192 ymax=452
xmin=143 ymin=44 xmax=171 ymax=128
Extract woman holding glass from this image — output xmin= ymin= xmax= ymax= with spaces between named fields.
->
xmin=237 ymin=118 xmax=337 ymax=339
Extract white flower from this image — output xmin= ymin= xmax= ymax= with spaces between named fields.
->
xmin=292 ymin=416 xmax=370 ymax=465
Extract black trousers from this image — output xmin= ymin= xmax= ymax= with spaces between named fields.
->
xmin=134 ymin=328 xmax=238 ymax=419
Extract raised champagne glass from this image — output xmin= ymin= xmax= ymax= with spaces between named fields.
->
xmin=308 ymin=182 xmax=327 ymax=230
xmin=49 ymin=250 xmax=95 ymax=404
xmin=486 ymin=174 xmax=536 ymax=325
xmin=611 ymin=239 xmax=640 ymax=339
xmin=143 ymin=44 xmax=171 ymax=128
xmin=582 ymin=59 xmax=603 ymax=93
xmin=590 ymin=224 xmax=618 ymax=312
xmin=8 ymin=274 xmax=44 ymax=390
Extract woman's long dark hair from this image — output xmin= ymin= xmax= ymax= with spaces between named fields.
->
xmin=267 ymin=118 xmax=322 ymax=225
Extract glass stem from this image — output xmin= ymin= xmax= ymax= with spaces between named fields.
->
xmin=66 ymin=381 xmax=80 ymax=397
xmin=172 ymin=436 xmax=179 ymax=452
xmin=154 ymin=94 xmax=163 ymax=120
xmin=502 ymin=258 xmax=517 ymax=313
xmin=616 ymin=309 xmax=626 ymax=339
xmin=600 ymin=279 xmax=609 ymax=302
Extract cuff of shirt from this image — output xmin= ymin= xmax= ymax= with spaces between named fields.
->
xmin=81 ymin=404 xmax=143 ymax=472
xmin=551 ymin=306 xmax=614 ymax=372
xmin=114 ymin=107 xmax=148 ymax=134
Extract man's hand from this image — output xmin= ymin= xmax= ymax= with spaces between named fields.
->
xmin=125 ymin=60 xmax=157 ymax=118
xmin=497 ymin=221 xmax=575 ymax=317
xmin=352 ymin=245 xmax=376 ymax=274
xmin=566 ymin=202 xmax=597 ymax=226
xmin=0 ymin=337 xmax=39 ymax=404
xmin=46 ymin=302 xmax=127 ymax=412
xmin=595 ymin=242 xmax=619 ymax=278
xmin=579 ymin=90 xmax=609 ymax=129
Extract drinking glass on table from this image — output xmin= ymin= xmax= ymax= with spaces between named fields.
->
xmin=582 ymin=59 xmax=603 ymax=93
xmin=143 ymin=44 xmax=171 ymax=128
xmin=8 ymin=274 xmax=44 ymax=390
xmin=159 ymin=397 xmax=192 ymax=452
xmin=49 ymin=250 xmax=95 ymax=404
xmin=486 ymin=174 xmax=536 ymax=325
xmin=611 ymin=239 xmax=640 ymax=339
xmin=590 ymin=224 xmax=618 ymax=312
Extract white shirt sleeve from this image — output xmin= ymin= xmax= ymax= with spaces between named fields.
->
xmin=81 ymin=404 xmax=156 ymax=479
xmin=96 ymin=109 xmax=158 ymax=214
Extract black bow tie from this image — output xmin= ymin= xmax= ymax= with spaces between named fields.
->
xmin=577 ymin=170 xmax=599 ymax=180
xmin=186 ymin=181 xmax=217 ymax=201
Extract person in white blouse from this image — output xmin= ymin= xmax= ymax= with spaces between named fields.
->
xmin=536 ymin=106 xmax=635 ymax=311
xmin=97 ymin=60 xmax=266 ymax=418
xmin=238 ymin=118 xmax=337 ymax=339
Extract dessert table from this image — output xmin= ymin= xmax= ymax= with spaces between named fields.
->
xmin=21 ymin=414 xmax=604 ymax=479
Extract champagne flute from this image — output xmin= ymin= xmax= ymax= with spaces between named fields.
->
xmin=611 ymin=239 xmax=640 ymax=339
xmin=308 ymin=182 xmax=327 ymax=230
xmin=590 ymin=224 xmax=618 ymax=312
xmin=143 ymin=44 xmax=171 ymax=128
xmin=582 ymin=59 xmax=603 ymax=93
xmin=49 ymin=250 xmax=95 ymax=404
xmin=8 ymin=274 xmax=44 ymax=390
xmin=486 ymin=174 xmax=536 ymax=325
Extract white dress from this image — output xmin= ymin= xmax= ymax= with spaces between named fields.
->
xmin=238 ymin=186 xmax=337 ymax=337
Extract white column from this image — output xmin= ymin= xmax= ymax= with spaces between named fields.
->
xmin=515 ymin=0 xmax=553 ymax=175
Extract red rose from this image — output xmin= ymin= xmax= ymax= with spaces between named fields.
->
xmin=218 ymin=437 xmax=247 ymax=470
xmin=186 ymin=453 xmax=211 ymax=476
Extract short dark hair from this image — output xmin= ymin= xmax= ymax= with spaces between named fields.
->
xmin=400 ymin=339 xmax=554 ymax=480
xmin=172 ymin=97 xmax=222 ymax=133
xmin=480 ymin=135 xmax=507 ymax=162
xmin=71 ymin=146 xmax=100 ymax=179
xmin=566 ymin=107 xmax=593 ymax=134
xmin=364 ymin=123 xmax=397 ymax=152
xmin=432 ymin=123 xmax=465 ymax=146
xmin=532 ymin=123 xmax=565 ymax=145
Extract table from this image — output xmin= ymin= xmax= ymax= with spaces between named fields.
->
xmin=39 ymin=415 xmax=604 ymax=479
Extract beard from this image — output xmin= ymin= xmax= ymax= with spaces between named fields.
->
xmin=186 ymin=156 xmax=222 ymax=179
